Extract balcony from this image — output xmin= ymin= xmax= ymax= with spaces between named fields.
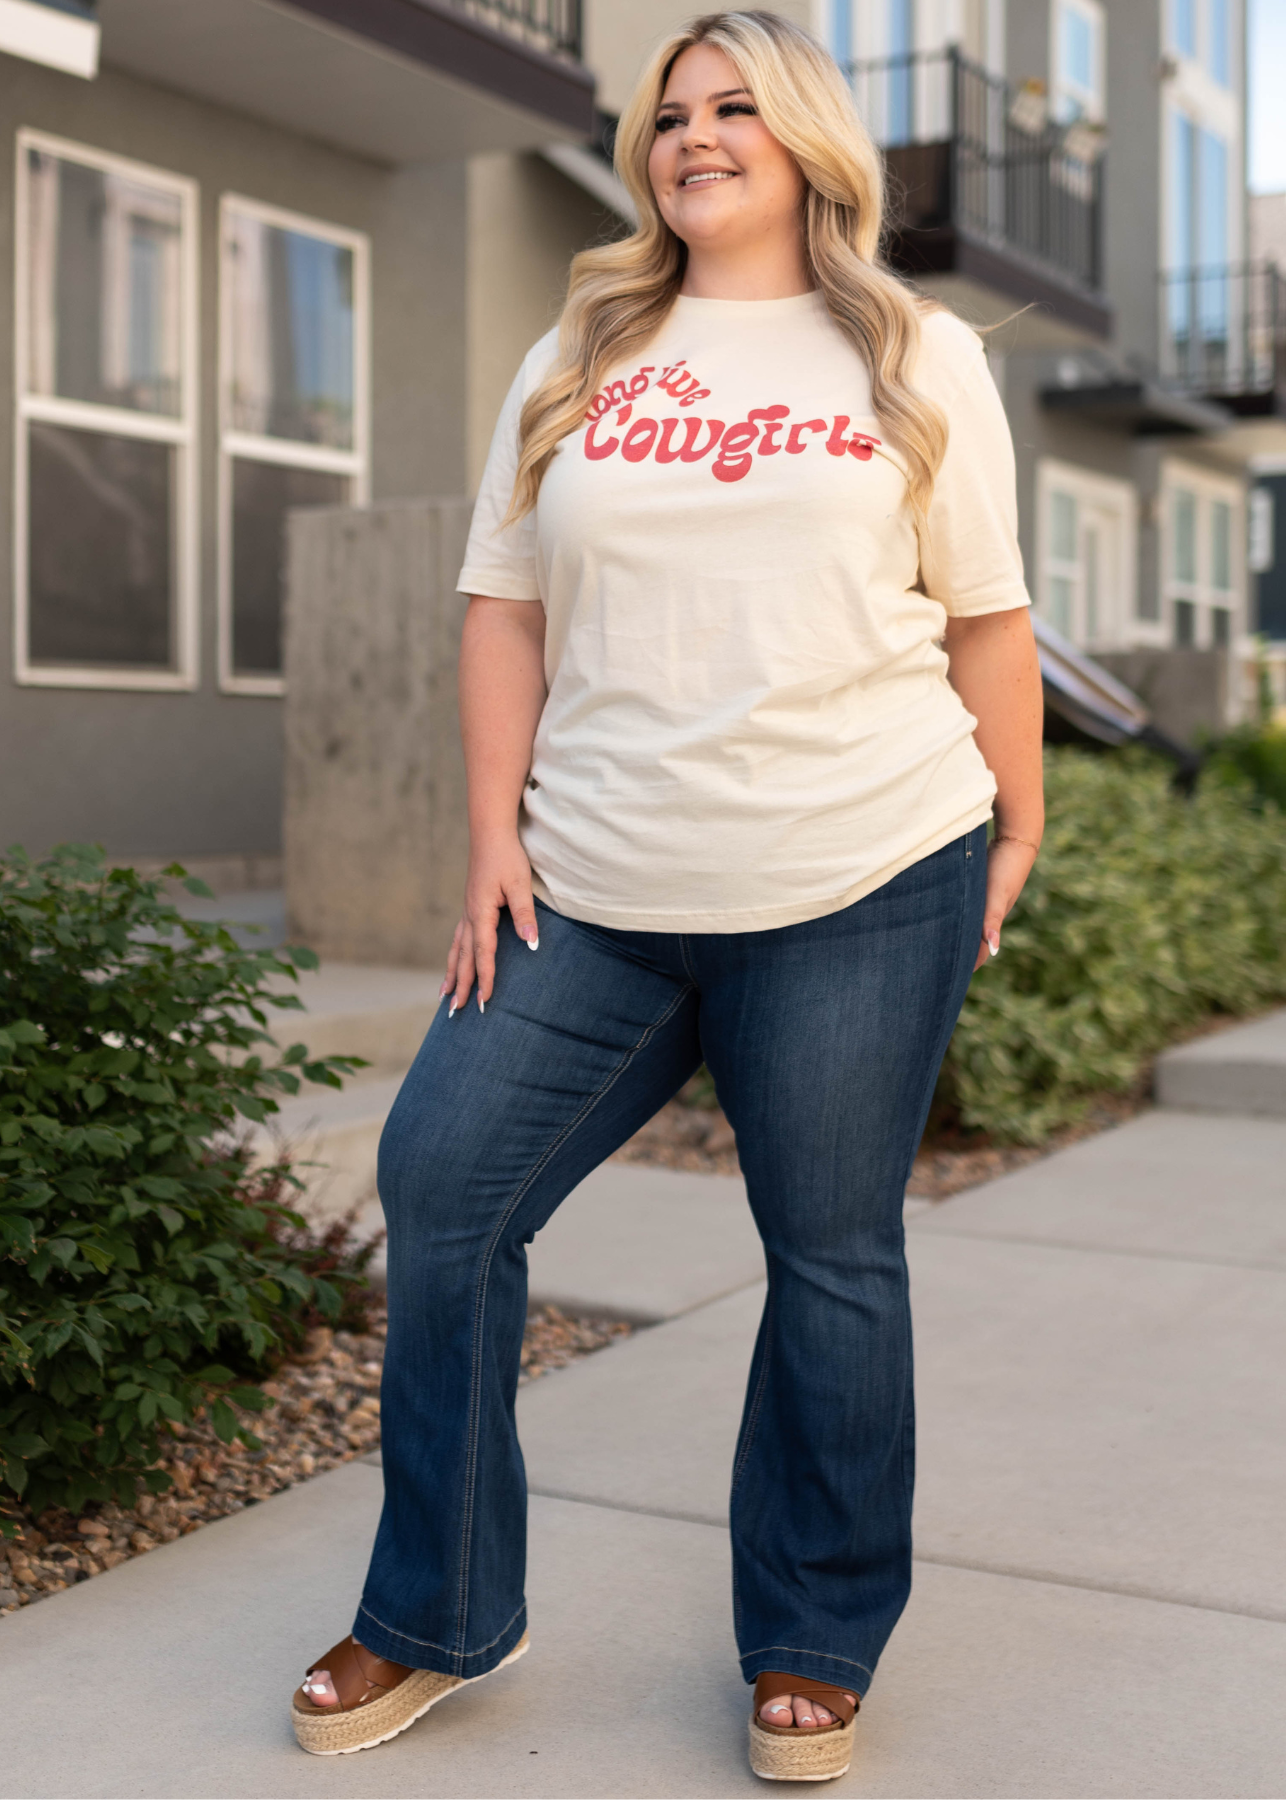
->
xmin=847 ymin=48 xmax=1112 ymax=344
xmin=1158 ymin=263 xmax=1286 ymax=415
xmin=447 ymin=0 xmax=580 ymax=62
xmin=96 ymin=0 xmax=595 ymax=163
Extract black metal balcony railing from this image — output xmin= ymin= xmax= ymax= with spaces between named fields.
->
xmin=445 ymin=0 xmax=581 ymax=61
xmin=1158 ymin=262 xmax=1286 ymax=409
xmin=846 ymin=47 xmax=1103 ymax=295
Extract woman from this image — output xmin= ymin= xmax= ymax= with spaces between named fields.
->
xmin=290 ymin=9 xmax=1043 ymax=1782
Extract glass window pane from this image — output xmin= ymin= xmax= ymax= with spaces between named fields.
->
xmin=1048 ymin=575 xmax=1074 ymax=636
xmin=1061 ymin=6 xmax=1093 ymax=92
xmin=1208 ymin=0 xmax=1229 ymax=85
xmin=1169 ymin=112 xmax=1195 ymax=273
xmin=1211 ymin=499 xmax=1232 ymax=590
xmin=886 ymin=0 xmax=914 ymax=142
xmin=1050 ymin=489 xmax=1077 ymax=561
xmin=27 ymin=421 xmax=174 ymax=667
xmin=26 ymin=148 xmax=184 ymax=417
xmin=1083 ymin=523 xmax=1099 ymax=638
xmin=1211 ymin=605 xmax=1231 ymax=647
xmin=829 ymin=0 xmax=851 ymax=65
xmin=1174 ymin=598 xmax=1196 ymax=647
xmin=1198 ymin=130 xmax=1228 ymax=269
xmin=231 ymin=459 xmax=347 ymax=676
xmin=1171 ymin=0 xmax=1195 ymax=57
xmin=227 ymin=212 xmax=355 ymax=449
xmin=1173 ymin=489 xmax=1197 ymax=583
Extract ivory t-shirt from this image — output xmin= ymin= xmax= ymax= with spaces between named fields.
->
xmin=457 ymin=291 xmax=1030 ymax=933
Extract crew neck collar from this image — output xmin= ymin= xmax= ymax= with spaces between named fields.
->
xmin=671 ymin=288 xmax=825 ymax=317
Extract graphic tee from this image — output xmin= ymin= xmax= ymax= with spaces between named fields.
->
xmin=457 ymin=290 xmax=1031 ymax=933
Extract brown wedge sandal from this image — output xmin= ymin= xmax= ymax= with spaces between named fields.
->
xmin=747 ymin=1673 xmax=859 ymax=1782
xmin=291 ymin=1631 xmax=530 ymax=1756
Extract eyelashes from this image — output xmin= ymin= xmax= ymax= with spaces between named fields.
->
xmin=655 ymin=102 xmax=758 ymax=132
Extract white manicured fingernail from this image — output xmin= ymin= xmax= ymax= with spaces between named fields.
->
xmin=527 ymin=935 xmax=539 ymax=951
xmin=478 ymin=996 xmax=485 ymax=1014
xmin=448 ymin=1000 xmax=457 ymax=1018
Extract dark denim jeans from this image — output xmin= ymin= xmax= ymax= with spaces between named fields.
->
xmin=356 ymin=826 xmax=986 ymax=1696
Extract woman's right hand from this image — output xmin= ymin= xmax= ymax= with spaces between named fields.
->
xmin=444 ymin=829 xmax=540 ymax=1015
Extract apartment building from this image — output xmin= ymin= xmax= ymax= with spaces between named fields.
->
xmin=3 ymin=0 xmax=1280 ymax=870
xmin=0 ymin=0 xmax=611 ymax=867
xmin=821 ymin=0 xmax=1284 ymax=730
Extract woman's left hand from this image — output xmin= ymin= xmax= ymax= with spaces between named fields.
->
xmin=975 ymin=836 xmax=1039 ymax=970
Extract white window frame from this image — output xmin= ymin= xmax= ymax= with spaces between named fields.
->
xmin=1035 ymin=458 xmax=1137 ymax=650
xmin=1159 ymin=457 xmax=1245 ymax=650
xmin=13 ymin=128 xmax=199 ymax=691
xmin=217 ymin=193 xmax=370 ymax=698
xmin=1051 ymin=0 xmax=1105 ymax=125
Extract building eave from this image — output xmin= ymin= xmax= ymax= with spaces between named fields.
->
xmin=1040 ymin=380 xmax=1233 ymax=435
xmin=888 ymin=224 xmax=1113 ymax=345
xmin=95 ymin=0 xmax=595 ymax=165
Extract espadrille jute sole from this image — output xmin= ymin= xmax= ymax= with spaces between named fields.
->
xmin=291 ymin=1632 xmax=529 ymax=1756
xmin=748 ymin=1715 xmax=854 ymax=1782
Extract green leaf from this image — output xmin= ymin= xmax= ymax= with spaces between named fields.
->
xmin=210 ymin=1398 xmax=238 ymax=1443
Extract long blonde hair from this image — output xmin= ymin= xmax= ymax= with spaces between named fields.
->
xmin=507 ymin=9 xmax=948 ymax=526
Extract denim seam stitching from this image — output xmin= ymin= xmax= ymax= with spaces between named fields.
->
xmin=356 ymin=1598 xmax=526 ymax=1660
xmin=454 ymin=978 xmax=695 ymax=1672
xmin=729 ymin=1283 xmax=774 ymax=1499
xmin=741 ymin=1646 xmax=875 ymax=1678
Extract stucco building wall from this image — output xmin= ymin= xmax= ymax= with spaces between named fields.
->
xmin=0 ymin=55 xmax=470 ymax=861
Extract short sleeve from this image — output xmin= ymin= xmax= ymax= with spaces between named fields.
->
xmin=456 ymin=330 xmax=559 ymax=601
xmin=916 ymin=319 xmax=1031 ymax=619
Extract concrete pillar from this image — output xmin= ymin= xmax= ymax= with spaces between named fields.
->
xmin=284 ymin=498 xmax=473 ymax=968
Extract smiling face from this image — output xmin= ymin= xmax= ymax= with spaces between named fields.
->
xmin=647 ymin=42 xmax=808 ymax=271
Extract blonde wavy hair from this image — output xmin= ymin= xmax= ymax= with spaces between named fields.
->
xmin=506 ymin=8 xmax=948 ymax=527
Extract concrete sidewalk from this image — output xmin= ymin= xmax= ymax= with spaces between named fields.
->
xmin=3 ymin=1103 xmax=1286 ymax=1796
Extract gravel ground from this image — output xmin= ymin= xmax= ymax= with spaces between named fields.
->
xmin=0 ymin=1304 xmax=630 ymax=1621
xmin=613 ymin=1089 xmax=1144 ymax=1192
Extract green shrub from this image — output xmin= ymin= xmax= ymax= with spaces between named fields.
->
xmin=1202 ymin=720 xmax=1286 ymax=813
xmin=938 ymin=749 xmax=1286 ymax=1143
xmin=0 ymin=844 xmax=363 ymax=1520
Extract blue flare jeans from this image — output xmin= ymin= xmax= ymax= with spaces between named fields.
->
xmin=355 ymin=825 xmax=986 ymax=1696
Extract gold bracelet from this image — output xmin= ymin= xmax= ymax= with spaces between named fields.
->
xmin=992 ymin=833 xmax=1041 ymax=853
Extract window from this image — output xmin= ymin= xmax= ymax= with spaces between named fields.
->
xmin=1248 ymin=487 xmax=1275 ymax=574
xmin=1211 ymin=499 xmax=1232 ymax=592
xmin=14 ymin=131 xmax=197 ymax=688
xmin=1052 ymin=0 xmax=1104 ymax=124
xmin=218 ymin=196 xmax=369 ymax=693
xmin=1037 ymin=460 xmax=1137 ymax=649
xmin=887 ymin=0 xmax=915 ymax=144
xmin=1167 ymin=115 xmax=1231 ymax=362
xmin=829 ymin=0 xmax=852 ymax=68
xmin=1170 ymin=0 xmax=1196 ymax=58
xmin=1173 ymin=488 xmax=1197 ymax=584
xmin=1208 ymin=0 xmax=1230 ymax=85
xmin=1162 ymin=462 xmax=1244 ymax=650
xmin=1172 ymin=0 xmax=1232 ymax=85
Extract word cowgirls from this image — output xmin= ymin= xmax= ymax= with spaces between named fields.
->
xmin=582 ymin=360 xmax=881 ymax=485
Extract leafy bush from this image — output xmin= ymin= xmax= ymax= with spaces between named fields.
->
xmin=1202 ymin=720 xmax=1286 ymax=813
xmin=0 ymin=844 xmax=363 ymax=1519
xmin=938 ymin=749 xmax=1286 ymax=1143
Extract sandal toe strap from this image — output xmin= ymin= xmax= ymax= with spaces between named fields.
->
xmin=303 ymin=1636 xmax=411 ymax=1712
xmin=753 ymin=1672 xmax=860 ymax=1728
